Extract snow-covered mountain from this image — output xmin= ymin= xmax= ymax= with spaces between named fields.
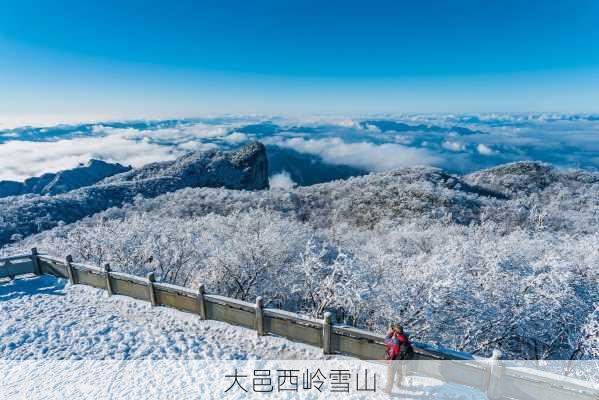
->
xmin=0 ymin=142 xmax=268 ymax=247
xmin=464 ymin=161 xmax=599 ymax=197
xmin=75 ymin=159 xmax=596 ymax=232
xmin=0 ymin=159 xmax=130 ymax=198
xmin=2 ymin=145 xmax=598 ymax=360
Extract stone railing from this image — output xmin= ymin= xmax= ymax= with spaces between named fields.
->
xmin=1 ymin=249 xmax=597 ymax=400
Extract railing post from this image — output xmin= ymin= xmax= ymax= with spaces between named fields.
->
xmin=197 ymin=284 xmax=207 ymax=320
xmin=255 ymin=296 xmax=265 ymax=336
xmin=104 ymin=263 xmax=113 ymax=296
xmin=5 ymin=260 xmax=14 ymax=280
xmin=322 ymin=312 xmax=332 ymax=355
xmin=146 ymin=272 xmax=157 ymax=306
xmin=30 ymin=247 xmax=41 ymax=275
xmin=65 ymin=255 xmax=76 ymax=284
xmin=486 ymin=349 xmax=503 ymax=400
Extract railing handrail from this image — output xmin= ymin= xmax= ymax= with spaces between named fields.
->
xmin=1 ymin=249 xmax=596 ymax=399
xmin=0 ymin=253 xmax=33 ymax=263
xmin=31 ymin=252 xmax=472 ymax=360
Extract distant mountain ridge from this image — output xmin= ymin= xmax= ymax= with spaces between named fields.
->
xmin=72 ymin=160 xmax=592 ymax=233
xmin=0 ymin=142 xmax=269 ymax=247
xmin=117 ymin=161 xmax=598 ymax=233
xmin=0 ymin=160 xmax=131 ymax=198
xmin=3 ymin=142 xmax=598 ymax=249
xmin=360 ymin=119 xmax=487 ymax=135
xmin=463 ymin=161 xmax=599 ymax=197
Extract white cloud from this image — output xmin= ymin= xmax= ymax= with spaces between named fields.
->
xmin=442 ymin=141 xmax=466 ymax=152
xmin=0 ymin=136 xmax=180 ymax=181
xmin=269 ymin=137 xmax=442 ymax=172
xmin=92 ymin=123 xmax=229 ymax=143
xmin=176 ymin=141 xmax=219 ymax=152
xmin=269 ymin=170 xmax=297 ymax=190
xmin=0 ymin=122 xmax=237 ymax=181
xmin=476 ymin=143 xmax=494 ymax=156
xmin=223 ymin=132 xmax=248 ymax=143
xmin=297 ymin=117 xmax=360 ymax=128
xmin=363 ymin=124 xmax=381 ymax=132
xmin=330 ymin=119 xmax=361 ymax=128
xmin=392 ymin=135 xmax=413 ymax=145
xmin=184 ymin=124 xmax=230 ymax=138
xmin=4 ymin=115 xmax=599 ymax=183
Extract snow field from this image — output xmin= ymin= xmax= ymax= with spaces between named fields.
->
xmin=0 ymin=275 xmax=486 ymax=399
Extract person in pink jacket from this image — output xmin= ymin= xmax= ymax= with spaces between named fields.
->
xmin=384 ymin=324 xmax=414 ymax=393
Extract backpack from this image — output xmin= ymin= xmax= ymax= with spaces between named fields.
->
xmin=398 ymin=342 xmax=415 ymax=360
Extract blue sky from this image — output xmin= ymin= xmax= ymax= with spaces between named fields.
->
xmin=1 ymin=0 xmax=599 ymax=124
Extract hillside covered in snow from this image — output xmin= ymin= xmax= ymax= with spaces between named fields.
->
xmin=0 ymin=159 xmax=130 ymax=198
xmin=3 ymin=153 xmax=598 ymax=361
xmin=0 ymin=142 xmax=269 ymax=247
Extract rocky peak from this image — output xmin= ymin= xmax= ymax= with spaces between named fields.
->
xmin=101 ymin=141 xmax=269 ymax=190
xmin=228 ymin=141 xmax=269 ymax=190
xmin=0 ymin=142 xmax=270 ymax=247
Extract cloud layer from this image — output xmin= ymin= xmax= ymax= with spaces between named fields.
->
xmin=0 ymin=122 xmax=234 ymax=181
xmin=268 ymin=137 xmax=442 ymax=172
xmin=0 ymin=136 xmax=177 ymax=181
xmin=269 ymin=170 xmax=297 ymax=189
xmin=1 ymin=114 xmax=598 ymax=182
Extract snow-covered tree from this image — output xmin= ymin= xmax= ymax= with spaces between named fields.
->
xmin=5 ymin=160 xmax=598 ymax=360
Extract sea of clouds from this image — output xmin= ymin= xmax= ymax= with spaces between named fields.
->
xmin=0 ymin=114 xmax=598 ymax=183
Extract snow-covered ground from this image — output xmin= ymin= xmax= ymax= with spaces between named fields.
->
xmin=0 ymin=275 xmax=486 ymax=399
xmin=0 ymin=275 xmax=324 ymax=360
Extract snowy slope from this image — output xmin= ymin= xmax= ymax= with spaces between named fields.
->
xmin=0 ymin=275 xmax=321 ymax=360
xmin=0 ymin=275 xmax=486 ymax=399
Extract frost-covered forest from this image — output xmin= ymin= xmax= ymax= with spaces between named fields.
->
xmin=4 ymin=160 xmax=597 ymax=361
xmin=0 ymin=142 xmax=268 ymax=246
